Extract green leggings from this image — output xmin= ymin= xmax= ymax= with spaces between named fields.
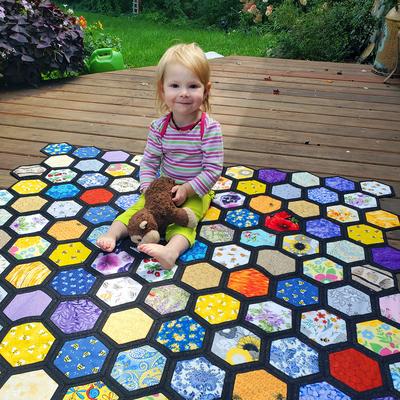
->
xmin=115 ymin=191 xmax=215 ymax=247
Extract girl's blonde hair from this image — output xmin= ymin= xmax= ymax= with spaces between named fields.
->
xmin=155 ymin=43 xmax=211 ymax=115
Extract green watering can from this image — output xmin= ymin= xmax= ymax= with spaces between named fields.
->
xmin=86 ymin=48 xmax=124 ymax=73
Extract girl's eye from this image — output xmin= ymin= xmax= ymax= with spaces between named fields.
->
xmin=171 ymin=84 xmax=179 ymax=88
xmin=189 ymin=85 xmax=198 ymax=89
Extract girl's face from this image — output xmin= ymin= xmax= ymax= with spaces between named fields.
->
xmin=162 ymin=62 xmax=210 ymax=125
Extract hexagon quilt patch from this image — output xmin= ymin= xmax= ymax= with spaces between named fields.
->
xmin=0 ymin=143 xmax=399 ymax=399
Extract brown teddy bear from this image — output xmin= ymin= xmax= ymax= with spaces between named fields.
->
xmin=128 ymin=177 xmax=197 ymax=245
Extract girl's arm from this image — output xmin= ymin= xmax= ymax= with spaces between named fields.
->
xmin=139 ymin=119 xmax=164 ymax=191
xmin=188 ymin=117 xmax=224 ymax=197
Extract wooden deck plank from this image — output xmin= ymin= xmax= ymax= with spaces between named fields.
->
xmin=2 ymin=89 xmax=400 ymax=122
xmin=1 ymin=56 xmax=399 ymax=250
xmin=2 ymin=84 xmax=400 ymax=113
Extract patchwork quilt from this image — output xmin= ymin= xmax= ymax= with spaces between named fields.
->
xmin=0 ymin=143 xmax=399 ymax=400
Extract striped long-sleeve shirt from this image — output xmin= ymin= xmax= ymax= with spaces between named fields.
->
xmin=140 ymin=113 xmax=223 ymax=197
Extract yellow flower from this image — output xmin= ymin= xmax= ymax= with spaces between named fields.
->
xmin=15 ymin=236 xmax=41 ymax=249
xmin=173 ymin=333 xmax=185 ymax=341
xmin=170 ymin=343 xmax=180 ymax=352
xmin=237 ymin=336 xmax=260 ymax=353
xmin=226 ymin=348 xmax=253 ymax=365
xmin=98 ymin=20 xmax=103 ymax=29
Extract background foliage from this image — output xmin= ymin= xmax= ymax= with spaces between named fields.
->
xmin=270 ymin=0 xmax=378 ymax=62
xmin=67 ymin=0 xmax=380 ymax=62
xmin=1 ymin=0 xmax=385 ymax=87
xmin=0 ymin=0 xmax=85 ymax=86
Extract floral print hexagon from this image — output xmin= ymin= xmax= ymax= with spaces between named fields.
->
xmin=171 ymin=356 xmax=225 ymax=400
xmin=270 ymin=337 xmax=319 ymax=378
xmin=246 ymin=301 xmax=292 ymax=333
xmin=91 ymin=249 xmax=135 ymax=275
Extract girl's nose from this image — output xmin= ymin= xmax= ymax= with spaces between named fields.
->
xmin=179 ymin=89 xmax=189 ymax=97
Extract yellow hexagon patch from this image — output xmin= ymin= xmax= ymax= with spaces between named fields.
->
xmin=0 ymin=322 xmax=55 ymax=367
xmin=6 ymin=261 xmax=51 ymax=289
xmin=365 ymin=210 xmax=400 ymax=229
xmin=195 ymin=293 xmax=240 ymax=324
xmin=102 ymin=308 xmax=153 ymax=344
xmin=105 ymin=163 xmax=135 ymax=177
xmin=12 ymin=180 xmax=47 ymax=195
xmin=202 ymin=206 xmax=221 ymax=222
xmin=49 ymin=242 xmax=92 ymax=266
xmin=347 ymin=224 xmax=384 ymax=245
xmin=237 ymin=180 xmax=266 ymax=195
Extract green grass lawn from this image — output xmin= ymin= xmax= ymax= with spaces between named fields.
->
xmin=69 ymin=7 xmax=274 ymax=68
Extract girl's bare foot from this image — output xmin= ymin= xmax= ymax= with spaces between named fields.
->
xmin=97 ymin=235 xmax=117 ymax=252
xmin=137 ymin=243 xmax=178 ymax=270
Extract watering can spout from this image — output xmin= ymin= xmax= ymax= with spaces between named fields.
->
xmin=372 ymin=6 xmax=400 ymax=78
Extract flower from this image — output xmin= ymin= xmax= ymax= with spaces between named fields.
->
xmin=248 ymin=4 xmax=257 ymax=13
xmin=265 ymin=5 xmax=274 ymax=15
xmin=361 ymin=330 xmax=375 ymax=340
xmin=380 ymin=347 xmax=400 ymax=356
xmin=76 ymin=16 xmax=87 ymax=28
xmin=98 ymin=20 xmax=103 ymax=29
xmin=237 ymin=336 xmax=260 ymax=355
xmin=95 ymin=254 xmax=121 ymax=272
xmin=265 ymin=211 xmax=299 ymax=232
xmin=226 ymin=348 xmax=253 ymax=364
xmin=314 ymin=273 xmax=338 ymax=283
xmin=300 ymin=0 xmax=307 ymax=5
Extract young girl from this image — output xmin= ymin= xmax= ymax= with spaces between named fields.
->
xmin=97 ymin=43 xmax=224 ymax=270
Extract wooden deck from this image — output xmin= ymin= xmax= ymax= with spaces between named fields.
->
xmin=0 ymin=56 xmax=399 ymax=249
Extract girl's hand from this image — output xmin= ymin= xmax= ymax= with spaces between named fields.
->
xmin=171 ymin=185 xmax=188 ymax=206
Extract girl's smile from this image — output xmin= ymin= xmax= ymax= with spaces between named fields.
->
xmin=162 ymin=62 xmax=210 ymax=127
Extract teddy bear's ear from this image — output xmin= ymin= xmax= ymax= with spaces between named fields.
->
xmin=139 ymin=221 xmax=147 ymax=230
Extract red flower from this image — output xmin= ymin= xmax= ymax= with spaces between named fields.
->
xmin=317 ymin=312 xmax=326 ymax=319
xmin=265 ymin=211 xmax=299 ymax=232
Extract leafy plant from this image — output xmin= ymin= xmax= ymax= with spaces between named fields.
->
xmin=270 ymin=0 xmax=378 ymax=62
xmin=0 ymin=0 xmax=85 ymax=87
xmin=82 ymin=19 xmax=122 ymax=58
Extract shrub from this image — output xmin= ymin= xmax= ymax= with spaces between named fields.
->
xmin=0 ymin=0 xmax=85 ymax=87
xmin=269 ymin=0 xmax=378 ymax=62
xmin=142 ymin=0 xmax=243 ymax=28
xmin=82 ymin=20 xmax=123 ymax=58
xmin=66 ymin=0 xmax=133 ymax=15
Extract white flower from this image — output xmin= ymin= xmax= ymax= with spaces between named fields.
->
xmin=68 ymin=8 xmax=74 ymax=14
